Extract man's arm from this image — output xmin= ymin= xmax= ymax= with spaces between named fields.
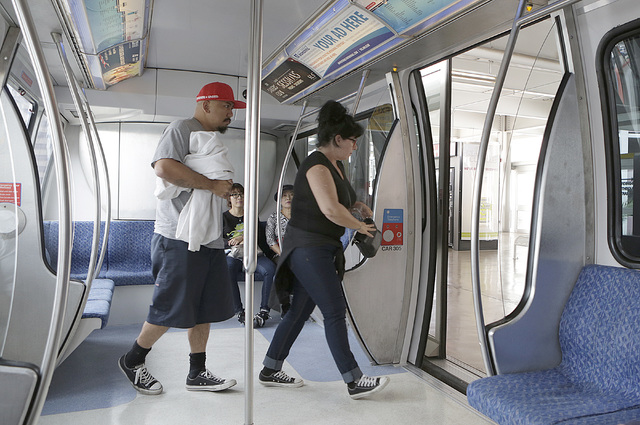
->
xmin=154 ymin=158 xmax=232 ymax=198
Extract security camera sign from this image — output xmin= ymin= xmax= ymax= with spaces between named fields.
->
xmin=381 ymin=209 xmax=402 ymax=251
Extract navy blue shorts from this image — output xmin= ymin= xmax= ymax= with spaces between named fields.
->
xmin=147 ymin=234 xmax=235 ymax=328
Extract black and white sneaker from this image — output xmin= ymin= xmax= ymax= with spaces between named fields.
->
xmin=254 ymin=309 xmax=270 ymax=328
xmin=186 ymin=369 xmax=237 ymax=392
xmin=118 ymin=355 xmax=163 ymax=395
xmin=237 ymin=310 xmax=245 ymax=325
xmin=258 ymin=370 xmax=303 ymax=387
xmin=348 ymin=375 xmax=390 ymax=399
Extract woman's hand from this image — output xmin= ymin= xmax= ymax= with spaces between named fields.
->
xmin=356 ymin=221 xmax=376 ymax=238
xmin=229 ymin=235 xmax=244 ymax=246
xmin=351 ymin=201 xmax=373 ymax=218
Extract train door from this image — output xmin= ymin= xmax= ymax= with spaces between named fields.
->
xmin=407 ymin=15 xmax=567 ymax=386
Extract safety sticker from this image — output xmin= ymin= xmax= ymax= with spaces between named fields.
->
xmin=0 ymin=183 xmax=21 ymax=206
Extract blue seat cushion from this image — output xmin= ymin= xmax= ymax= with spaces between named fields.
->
xmin=80 ymin=279 xmax=114 ymax=329
xmin=82 ymin=299 xmax=111 ymax=329
xmin=467 ymin=265 xmax=640 ymax=424
xmin=105 ymin=221 xmax=154 ymax=285
xmin=43 ymin=221 xmax=108 ymax=279
xmin=467 ymin=368 xmax=640 ymax=425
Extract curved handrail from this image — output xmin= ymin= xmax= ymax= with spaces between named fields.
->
xmin=470 ymin=0 xmax=581 ymax=378
xmin=471 ymin=0 xmax=527 ymax=378
xmin=11 ymin=1 xmax=73 ymax=424
xmin=51 ymin=32 xmax=101 ymax=289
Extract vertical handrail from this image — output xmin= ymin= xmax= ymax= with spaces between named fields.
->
xmin=275 ymin=100 xmax=307 ymax=250
xmin=11 ymin=1 xmax=72 ymax=424
xmin=54 ymin=34 xmax=112 ymax=281
xmin=470 ymin=0 xmax=526 ymax=377
xmin=82 ymin=91 xmax=112 ymax=280
xmin=51 ymin=32 xmax=101 ymax=289
xmin=244 ymin=0 xmax=263 ymax=424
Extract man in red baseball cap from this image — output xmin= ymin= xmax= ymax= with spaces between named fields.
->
xmin=118 ymin=81 xmax=246 ymax=395
xmin=196 ymin=82 xmax=247 ymax=108
xmin=194 ymin=82 xmax=246 ymax=135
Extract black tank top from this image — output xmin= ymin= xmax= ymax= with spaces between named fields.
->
xmin=289 ymin=151 xmax=356 ymax=240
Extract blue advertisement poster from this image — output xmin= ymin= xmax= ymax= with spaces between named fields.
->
xmin=355 ymin=0 xmax=462 ymax=34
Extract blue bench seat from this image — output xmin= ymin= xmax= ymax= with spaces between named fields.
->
xmin=467 ymin=265 xmax=640 ymax=425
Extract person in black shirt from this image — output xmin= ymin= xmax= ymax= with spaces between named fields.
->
xmin=258 ymin=100 xmax=390 ymax=400
xmin=223 ymin=183 xmax=277 ymax=328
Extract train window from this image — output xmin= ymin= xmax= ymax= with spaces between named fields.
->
xmin=32 ymin=114 xmax=54 ymax=189
xmin=604 ymin=30 xmax=640 ymax=264
xmin=349 ymin=104 xmax=395 ymax=206
xmin=6 ymin=84 xmax=35 ymax=131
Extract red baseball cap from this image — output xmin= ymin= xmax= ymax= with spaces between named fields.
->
xmin=196 ymin=82 xmax=246 ymax=109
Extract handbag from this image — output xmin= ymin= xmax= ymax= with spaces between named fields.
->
xmin=352 ymin=218 xmax=382 ymax=258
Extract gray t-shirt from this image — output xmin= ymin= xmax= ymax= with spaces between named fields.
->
xmin=151 ymin=117 xmax=224 ymax=249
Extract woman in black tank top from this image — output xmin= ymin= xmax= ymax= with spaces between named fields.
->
xmin=258 ymin=100 xmax=390 ymax=400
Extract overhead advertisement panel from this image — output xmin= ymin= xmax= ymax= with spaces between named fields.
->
xmin=263 ymin=4 xmax=394 ymax=102
xmin=262 ymin=0 xmax=480 ymax=103
xmin=62 ymin=0 xmax=152 ymax=89
xmin=355 ymin=0 xmax=465 ymax=34
xmin=290 ymin=6 xmax=393 ymax=77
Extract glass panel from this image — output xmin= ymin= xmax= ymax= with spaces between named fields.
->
xmin=607 ymin=34 xmax=640 ymax=259
xmin=6 ymin=84 xmax=35 ymax=130
xmin=345 ymin=104 xmax=395 ymax=207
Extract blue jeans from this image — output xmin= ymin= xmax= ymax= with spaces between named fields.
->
xmin=226 ymin=255 xmax=276 ymax=313
xmin=263 ymin=244 xmax=363 ymax=383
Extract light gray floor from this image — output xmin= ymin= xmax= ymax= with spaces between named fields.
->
xmin=39 ymin=234 xmax=525 ymax=425
xmin=39 ymin=323 xmax=494 ymax=425
xmin=442 ymin=232 xmax=528 ymax=373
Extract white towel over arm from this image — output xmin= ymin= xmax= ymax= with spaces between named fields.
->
xmin=156 ymin=131 xmax=234 ymax=251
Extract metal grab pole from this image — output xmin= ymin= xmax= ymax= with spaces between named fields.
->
xmin=351 ymin=69 xmax=370 ymax=116
xmin=244 ymin=0 xmax=263 ymax=423
xmin=82 ymin=90 xmax=112 ymax=280
xmin=12 ymin=1 xmax=72 ymax=424
xmin=51 ymin=32 xmax=101 ymax=289
xmin=275 ymin=100 xmax=307 ymax=251
xmin=470 ymin=0 xmax=527 ymax=377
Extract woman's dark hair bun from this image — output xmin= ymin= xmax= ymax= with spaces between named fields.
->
xmin=318 ymin=100 xmax=347 ymax=126
xmin=316 ymin=100 xmax=362 ymax=147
